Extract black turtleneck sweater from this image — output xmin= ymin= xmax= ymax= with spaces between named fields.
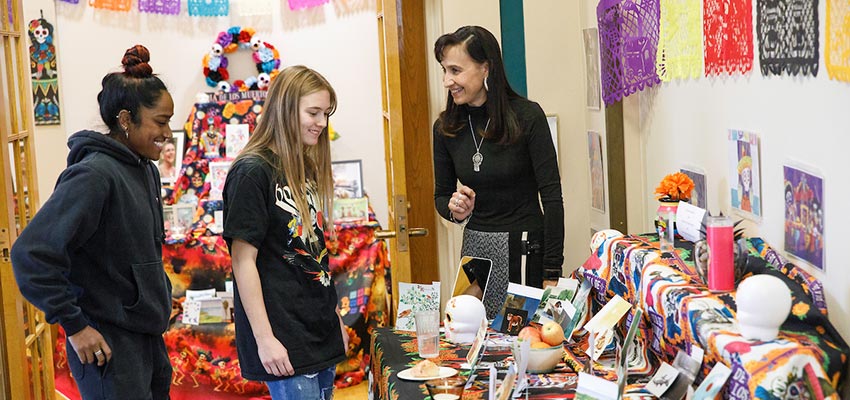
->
xmin=433 ymin=97 xmax=565 ymax=274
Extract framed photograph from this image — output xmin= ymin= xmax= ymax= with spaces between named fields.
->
xmin=680 ymin=167 xmax=707 ymax=210
xmin=208 ymin=160 xmax=233 ymax=201
xmin=583 ymin=28 xmax=601 ymax=110
xmin=728 ymin=130 xmax=762 ymax=221
xmin=547 ymin=114 xmax=559 ymax=160
xmin=588 ymin=131 xmax=606 ymax=212
xmin=157 ymin=130 xmax=185 ymax=184
xmin=172 ymin=203 xmax=196 ymax=239
xmin=163 ymin=205 xmax=174 ymax=237
xmin=783 ymin=163 xmax=824 ymax=270
xmin=332 ymin=159 xmax=364 ymax=198
xmin=225 ymin=123 xmax=249 ymax=159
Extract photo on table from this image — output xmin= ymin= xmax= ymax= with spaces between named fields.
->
xmin=332 ymin=159 xmax=364 ymax=198
xmin=157 ymin=130 xmax=185 ymax=184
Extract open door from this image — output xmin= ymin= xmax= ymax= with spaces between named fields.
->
xmin=0 ymin=0 xmax=55 ymax=398
xmin=376 ymin=0 xmax=440 ymax=320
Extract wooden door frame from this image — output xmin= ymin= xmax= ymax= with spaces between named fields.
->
xmin=378 ymin=0 xmax=439 ymax=315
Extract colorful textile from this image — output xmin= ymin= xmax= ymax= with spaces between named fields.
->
xmin=165 ymin=91 xmax=266 ymax=231
xmin=656 ymin=0 xmax=703 ymax=81
xmin=187 ymin=0 xmax=228 ymax=17
xmin=597 ymin=0 xmax=662 ymax=106
xmin=235 ymin=0 xmax=272 ymax=16
xmin=825 ymin=0 xmax=850 ymax=81
xmin=287 ymin=0 xmax=329 ymax=11
xmin=56 ymin=221 xmax=391 ymax=399
xmin=139 ymin=0 xmax=180 ymax=15
xmin=28 ymin=17 xmax=60 ymax=125
xmin=88 ymin=0 xmax=131 ymax=11
xmin=757 ymin=0 xmax=819 ymax=76
xmin=578 ymin=234 xmax=848 ymax=399
xmin=370 ymin=328 xmax=657 ymax=399
xmin=704 ymin=0 xmax=754 ymax=75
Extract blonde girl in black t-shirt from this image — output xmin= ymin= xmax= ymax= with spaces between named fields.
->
xmin=223 ymin=65 xmax=348 ymax=399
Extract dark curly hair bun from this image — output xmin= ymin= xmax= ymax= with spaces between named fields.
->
xmin=122 ymin=45 xmax=153 ymax=78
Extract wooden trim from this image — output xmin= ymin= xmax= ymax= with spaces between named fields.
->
xmin=605 ymin=101 xmax=628 ymax=233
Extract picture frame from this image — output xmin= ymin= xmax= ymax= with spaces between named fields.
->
xmin=208 ymin=160 xmax=233 ymax=201
xmin=157 ymin=129 xmax=185 ymax=184
xmin=171 ymin=203 xmax=196 ymax=240
xmin=332 ymin=159 xmax=364 ymax=198
xmin=547 ymin=114 xmax=559 ymax=161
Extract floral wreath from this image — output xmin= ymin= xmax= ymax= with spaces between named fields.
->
xmin=202 ymin=26 xmax=281 ymax=92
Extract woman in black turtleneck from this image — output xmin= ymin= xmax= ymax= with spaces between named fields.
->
xmin=433 ymin=25 xmax=565 ymax=318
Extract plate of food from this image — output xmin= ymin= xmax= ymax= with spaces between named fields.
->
xmin=397 ymin=360 xmax=458 ymax=381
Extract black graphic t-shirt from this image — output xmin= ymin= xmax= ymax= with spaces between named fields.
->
xmin=223 ymin=154 xmax=344 ymax=381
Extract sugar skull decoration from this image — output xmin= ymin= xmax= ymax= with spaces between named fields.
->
xmin=444 ymin=295 xmax=486 ymax=344
xmin=202 ymin=26 xmax=281 ymax=92
xmin=735 ymin=274 xmax=791 ymax=341
xmin=28 ymin=15 xmax=61 ymax=125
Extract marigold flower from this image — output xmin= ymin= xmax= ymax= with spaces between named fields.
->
xmin=655 ymin=172 xmax=695 ymax=201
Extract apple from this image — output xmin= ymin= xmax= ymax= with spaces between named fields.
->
xmin=531 ymin=341 xmax=552 ymax=349
xmin=540 ymin=321 xmax=565 ymax=346
xmin=517 ymin=326 xmax=543 ymax=344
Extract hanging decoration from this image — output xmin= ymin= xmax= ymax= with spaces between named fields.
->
xmin=139 ymin=0 xmax=181 ymax=15
xmin=757 ymin=0 xmax=819 ymax=77
xmin=597 ymin=0 xmax=661 ymax=106
xmin=202 ymin=26 xmax=281 ymax=92
xmin=825 ymin=0 xmax=850 ymax=81
xmin=704 ymin=0 xmax=753 ymax=76
xmin=287 ymin=0 xmax=329 ymax=11
xmin=235 ymin=0 xmax=272 ymax=16
xmin=188 ymin=0 xmax=228 ymax=17
xmin=656 ymin=0 xmax=703 ymax=81
xmin=28 ymin=14 xmax=60 ymax=125
xmin=88 ymin=0 xmax=131 ymax=12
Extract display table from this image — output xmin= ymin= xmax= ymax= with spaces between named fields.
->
xmin=54 ymin=221 xmax=391 ymax=400
xmin=579 ymin=234 xmax=848 ymax=399
xmin=369 ymin=328 xmax=660 ymax=400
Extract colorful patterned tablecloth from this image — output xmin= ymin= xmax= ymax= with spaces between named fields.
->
xmin=579 ymin=234 xmax=848 ymax=399
xmin=369 ymin=328 xmax=662 ymax=400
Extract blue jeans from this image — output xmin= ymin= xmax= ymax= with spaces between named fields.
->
xmin=265 ymin=366 xmax=335 ymax=400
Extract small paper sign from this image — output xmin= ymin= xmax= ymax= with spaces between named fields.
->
xmin=466 ymin=319 xmax=489 ymax=368
xmin=676 ymin=201 xmax=707 ymax=243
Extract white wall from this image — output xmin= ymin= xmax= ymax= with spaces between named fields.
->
xmin=27 ymin=0 xmax=389 ymax=226
xmin=579 ymin=0 xmax=850 ymax=346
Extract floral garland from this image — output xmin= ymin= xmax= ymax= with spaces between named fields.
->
xmin=202 ymin=26 xmax=281 ymax=92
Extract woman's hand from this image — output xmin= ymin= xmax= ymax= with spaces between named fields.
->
xmin=257 ymin=336 xmax=294 ymax=377
xmin=68 ymin=326 xmax=112 ymax=366
xmin=449 ymin=185 xmax=476 ymax=222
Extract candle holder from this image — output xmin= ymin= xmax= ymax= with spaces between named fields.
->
xmin=425 ymin=376 xmax=466 ymax=399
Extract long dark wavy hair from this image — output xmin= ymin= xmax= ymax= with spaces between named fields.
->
xmin=434 ymin=26 xmax=522 ymax=144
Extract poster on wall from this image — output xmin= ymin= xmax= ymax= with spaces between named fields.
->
xmin=28 ymin=16 xmax=61 ymax=125
xmin=582 ymin=28 xmax=601 ymax=110
xmin=588 ymin=131 xmax=605 ymax=213
xmin=783 ymin=164 xmax=824 ymax=270
xmin=680 ymin=167 xmax=707 ymax=210
xmin=727 ymin=130 xmax=762 ymax=220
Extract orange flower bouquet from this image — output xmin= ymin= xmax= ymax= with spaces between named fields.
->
xmin=655 ymin=172 xmax=695 ymax=202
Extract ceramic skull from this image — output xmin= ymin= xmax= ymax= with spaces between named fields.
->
xmin=215 ymin=81 xmax=231 ymax=93
xmin=210 ymin=43 xmax=223 ymax=57
xmin=257 ymin=73 xmax=271 ymax=90
xmin=735 ymin=274 xmax=791 ymax=341
xmin=250 ymin=36 xmax=263 ymax=51
xmin=444 ymin=295 xmax=486 ymax=344
xmin=590 ymin=229 xmax=624 ymax=255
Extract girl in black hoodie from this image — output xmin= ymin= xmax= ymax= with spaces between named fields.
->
xmin=11 ymin=45 xmax=174 ymax=400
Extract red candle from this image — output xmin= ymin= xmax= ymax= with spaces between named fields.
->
xmin=706 ymin=216 xmax=734 ymax=292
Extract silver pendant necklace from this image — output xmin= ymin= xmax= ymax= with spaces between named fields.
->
xmin=468 ymin=115 xmax=490 ymax=172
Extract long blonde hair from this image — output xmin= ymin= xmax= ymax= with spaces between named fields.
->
xmin=236 ymin=65 xmax=337 ymax=247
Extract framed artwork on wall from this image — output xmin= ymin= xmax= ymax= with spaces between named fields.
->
xmin=588 ymin=131 xmax=605 ymax=213
xmin=783 ymin=163 xmax=824 ymax=271
xmin=157 ymin=130 xmax=185 ymax=184
xmin=332 ymin=159 xmax=364 ymax=198
xmin=727 ymin=130 xmax=762 ymax=221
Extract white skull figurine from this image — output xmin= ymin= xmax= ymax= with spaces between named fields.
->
xmin=590 ymin=229 xmax=624 ymax=254
xmin=257 ymin=73 xmax=271 ymax=90
xmin=735 ymin=274 xmax=792 ymax=341
xmin=250 ymin=36 xmax=263 ymax=51
xmin=210 ymin=43 xmax=223 ymax=57
xmin=215 ymin=81 xmax=231 ymax=93
xmin=444 ymin=295 xmax=486 ymax=344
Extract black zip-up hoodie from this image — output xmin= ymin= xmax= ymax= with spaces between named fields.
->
xmin=11 ymin=130 xmax=172 ymax=336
